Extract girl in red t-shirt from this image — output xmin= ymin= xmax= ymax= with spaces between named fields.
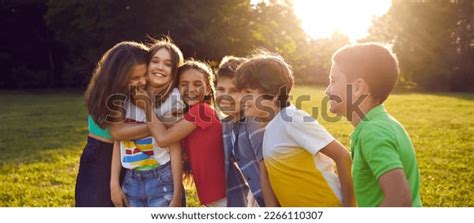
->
xmin=145 ymin=60 xmax=226 ymax=206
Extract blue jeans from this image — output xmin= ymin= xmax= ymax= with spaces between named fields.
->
xmin=122 ymin=162 xmax=177 ymax=207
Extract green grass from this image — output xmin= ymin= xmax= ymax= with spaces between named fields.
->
xmin=0 ymin=87 xmax=472 ymax=207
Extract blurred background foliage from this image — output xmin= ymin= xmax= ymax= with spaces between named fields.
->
xmin=0 ymin=0 xmax=472 ymax=91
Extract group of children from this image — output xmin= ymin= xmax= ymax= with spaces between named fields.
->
xmin=76 ymin=37 xmax=422 ymax=207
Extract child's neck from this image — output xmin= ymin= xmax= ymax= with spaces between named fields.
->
xmin=227 ymin=112 xmax=243 ymax=123
xmin=259 ymin=104 xmax=281 ymax=124
xmin=227 ymin=115 xmax=239 ymax=123
xmin=147 ymin=84 xmax=168 ymax=98
xmin=350 ymin=99 xmax=380 ymax=127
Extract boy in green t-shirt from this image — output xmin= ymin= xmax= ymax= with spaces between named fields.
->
xmin=325 ymin=43 xmax=422 ymax=207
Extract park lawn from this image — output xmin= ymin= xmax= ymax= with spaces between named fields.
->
xmin=0 ymin=87 xmax=472 ymax=207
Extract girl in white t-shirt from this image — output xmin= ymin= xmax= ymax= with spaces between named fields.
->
xmin=110 ymin=39 xmax=185 ymax=207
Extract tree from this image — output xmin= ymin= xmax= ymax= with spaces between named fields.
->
xmin=0 ymin=0 xmax=61 ymax=88
xmin=45 ymin=0 xmax=258 ymax=86
xmin=296 ymin=32 xmax=350 ymax=85
xmin=364 ymin=0 xmax=473 ymax=91
xmin=46 ymin=0 xmax=147 ymax=87
xmin=451 ymin=0 xmax=474 ymax=91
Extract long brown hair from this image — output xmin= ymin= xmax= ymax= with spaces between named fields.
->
xmin=147 ymin=37 xmax=184 ymax=107
xmin=84 ymin=41 xmax=149 ymax=128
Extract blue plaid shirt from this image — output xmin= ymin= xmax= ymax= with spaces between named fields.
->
xmin=222 ymin=116 xmax=265 ymax=207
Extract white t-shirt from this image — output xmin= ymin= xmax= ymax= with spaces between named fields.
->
xmin=262 ymin=105 xmax=342 ymax=206
xmin=120 ymin=88 xmax=185 ymax=170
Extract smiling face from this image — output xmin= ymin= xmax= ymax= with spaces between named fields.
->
xmin=147 ymin=48 xmax=173 ymax=88
xmin=240 ymin=88 xmax=277 ymax=121
xmin=216 ymin=77 xmax=241 ymax=117
xmin=325 ymin=63 xmax=350 ymax=116
xmin=127 ymin=63 xmax=148 ymax=91
xmin=178 ymin=69 xmax=210 ymax=107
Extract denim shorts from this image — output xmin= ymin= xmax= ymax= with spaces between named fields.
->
xmin=122 ymin=161 xmax=175 ymax=207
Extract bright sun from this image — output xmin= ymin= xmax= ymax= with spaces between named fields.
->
xmin=293 ymin=0 xmax=392 ymax=41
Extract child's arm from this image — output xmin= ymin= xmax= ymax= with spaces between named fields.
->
xmin=110 ymin=141 xmax=128 ymax=207
xmin=319 ymin=140 xmax=356 ymax=207
xmin=378 ymin=169 xmax=412 ymax=207
xmin=259 ymin=160 xmax=280 ymax=207
xmin=109 ymin=123 xmax=150 ymax=141
xmin=359 ymin=126 xmax=412 ymax=207
xmin=169 ymin=143 xmax=184 ymax=207
xmin=248 ymin=118 xmax=280 ymax=207
xmin=147 ymin=112 xmax=196 ymax=148
xmin=109 ymin=87 xmax=153 ymax=141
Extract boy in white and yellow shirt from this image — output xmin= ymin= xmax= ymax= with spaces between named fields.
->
xmin=235 ymin=52 xmax=355 ymax=207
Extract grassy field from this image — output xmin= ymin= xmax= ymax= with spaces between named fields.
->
xmin=0 ymin=86 xmax=472 ymax=207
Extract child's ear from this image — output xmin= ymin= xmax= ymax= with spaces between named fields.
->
xmin=354 ymin=78 xmax=369 ymax=97
xmin=272 ymin=95 xmax=278 ymax=104
xmin=205 ymin=84 xmax=212 ymax=96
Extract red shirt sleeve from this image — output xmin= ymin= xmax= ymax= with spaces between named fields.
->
xmin=184 ymin=103 xmax=214 ymax=130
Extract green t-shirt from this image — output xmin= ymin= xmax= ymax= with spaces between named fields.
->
xmin=88 ymin=115 xmax=113 ymax=140
xmin=350 ymin=104 xmax=422 ymax=207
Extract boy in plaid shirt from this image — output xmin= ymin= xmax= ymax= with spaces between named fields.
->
xmin=216 ymin=56 xmax=278 ymax=207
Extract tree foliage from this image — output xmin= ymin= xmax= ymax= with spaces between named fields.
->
xmin=364 ymin=0 xmax=473 ymax=91
xmin=1 ymin=0 xmax=471 ymax=91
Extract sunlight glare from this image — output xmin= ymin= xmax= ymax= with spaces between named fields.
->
xmin=293 ymin=0 xmax=392 ymax=41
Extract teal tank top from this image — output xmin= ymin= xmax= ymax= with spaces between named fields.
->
xmin=88 ymin=115 xmax=113 ymax=140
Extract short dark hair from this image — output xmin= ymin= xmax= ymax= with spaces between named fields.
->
xmin=235 ymin=51 xmax=294 ymax=108
xmin=216 ymin=56 xmax=248 ymax=79
xmin=332 ymin=42 xmax=399 ymax=103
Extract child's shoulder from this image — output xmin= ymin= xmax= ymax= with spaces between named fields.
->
xmin=279 ymin=105 xmax=320 ymax=126
xmin=267 ymin=105 xmax=328 ymax=136
xmin=186 ymin=103 xmax=218 ymax=120
xmin=159 ymin=87 xmax=182 ymax=103
xmin=358 ymin=119 xmax=399 ymax=145
xmin=244 ymin=116 xmax=265 ymax=134
xmin=190 ymin=102 xmax=215 ymax=110
xmin=282 ymin=105 xmax=313 ymax=118
xmin=170 ymin=87 xmax=181 ymax=96
xmin=154 ymin=89 xmax=183 ymax=119
xmin=162 ymin=87 xmax=183 ymax=104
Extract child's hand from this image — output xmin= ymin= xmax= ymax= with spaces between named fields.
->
xmin=162 ymin=110 xmax=184 ymax=127
xmin=169 ymin=197 xmax=182 ymax=207
xmin=111 ymin=183 xmax=129 ymax=207
xmin=132 ymin=87 xmax=152 ymax=111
